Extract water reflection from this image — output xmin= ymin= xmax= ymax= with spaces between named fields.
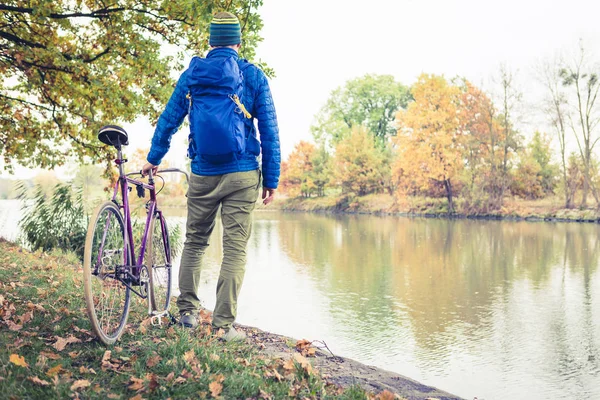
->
xmin=271 ymin=213 xmax=600 ymax=400
xmin=166 ymin=210 xmax=600 ymax=400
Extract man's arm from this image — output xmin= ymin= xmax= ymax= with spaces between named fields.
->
xmin=254 ymin=70 xmax=281 ymax=204
xmin=146 ymin=70 xmax=190 ymax=167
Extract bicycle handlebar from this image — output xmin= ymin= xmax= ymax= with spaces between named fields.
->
xmin=126 ymin=168 xmax=189 ymax=184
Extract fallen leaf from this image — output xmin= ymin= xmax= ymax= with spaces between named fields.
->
xmin=174 ymin=376 xmax=187 ymax=384
xmin=146 ymin=373 xmax=159 ymax=391
xmin=128 ymin=377 xmax=145 ymax=391
xmin=9 ymin=354 xmax=28 ymax=367
xmin=283 ymin=358 xmax=294 ymax=371
xmin=107 ymin=394 xmax=120 ymax=399
xmin=40 ymin=351 xmax=61 ymax=360
xmin=209 ymin=353 xmax=220 ymax=361
xmin=46 ymin=364 xmax=63 ymax=377
xmin=28 ymin=376 xmax=51 ymax=386
xmin=129 ymin=395 xmax=144 ymax=400
xmin=53 ymin=335 xmax=81 ymax=351
xmin=208 ymin=381 xmax=223 ymax=398
xmin=70 ymin=379 xmax=91 ymax=391
xmin=6 ymin=320 xmax=23 ymax=331
xmin=376 ymin=390 xmax=401 ymax=399
xmin=183 ymin=350 xmax=196 ymax=364
xmin=19 ymin=311 xmax=34 ymax=325
xmin=296 ymin=339 xmax=311 ymax=349
xmin=68 ymin=351 xmax=81 ymax=359
xmin=79 ymin=365 xmax=96 ymax=374
xmin=146 ymin=355 xmax=161 ymax=368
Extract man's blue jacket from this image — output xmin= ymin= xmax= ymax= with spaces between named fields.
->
xmin=147 ymin=48 xmax=281 ymax=189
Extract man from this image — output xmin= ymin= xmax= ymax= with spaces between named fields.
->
xmin=141 ymin=12 xmax=280 ymax=342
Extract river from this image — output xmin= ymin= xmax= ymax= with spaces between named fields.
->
xmin=1 ymin=200 xmax=599 ymax=400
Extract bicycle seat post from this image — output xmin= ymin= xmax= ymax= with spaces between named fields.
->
xmin=115 ymin=145 xmax=126 ymax=178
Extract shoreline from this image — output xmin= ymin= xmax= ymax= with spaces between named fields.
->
xmin=270 ymin=195 xmax=600 ymax=224
xmin=240 ymin=323 xmax=464 ymax=400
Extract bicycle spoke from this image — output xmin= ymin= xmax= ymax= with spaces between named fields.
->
xmin=84 ymin=202 xmax=130 ymax=344
xmin=148 ymin=214 xmax=172 ymax=313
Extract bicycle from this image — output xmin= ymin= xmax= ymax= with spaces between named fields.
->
xmin=83 ymin=125 xmax=188 ymax=345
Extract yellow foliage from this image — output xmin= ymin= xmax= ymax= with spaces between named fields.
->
xmin=393 ymin=74 xmax=464 ymax=196
xmin=332 ymin=127 xmax=387 ymax=196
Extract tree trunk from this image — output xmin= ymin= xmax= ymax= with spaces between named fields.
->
xmin=444 ymin=179 xmax=454 ymax=214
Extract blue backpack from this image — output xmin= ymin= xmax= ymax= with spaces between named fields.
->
xmin=186 ymin=56 xmax=252 ymax=164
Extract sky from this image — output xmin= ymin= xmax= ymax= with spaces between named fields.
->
xmin=3 ymin=0 xmax=600 ymax=179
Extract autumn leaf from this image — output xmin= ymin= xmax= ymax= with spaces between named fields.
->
xmin=183 ymin=350 xmax=196 ymax=364
xmin=199 ymin=309 xmax=212 ymax=323
xmin=293 ymin=353 xmax=313 ymax=375
xmin=282 ymin=358 xmax=295 ymax=371
xmin=9 ymin=354 xmax=28 ymax=367
xmin=6 ymin=320 xmax=23 ymax=331
xmin=146 ymin=355 xmax=161 ymax=368
xmin=128 ymin=377 xmax=145 ymax=391
xmin=19 ymin=311 xmax=34 ymax=325
xmin=70 ymin=379 xmax=91 ymax=391
xmin=295 ymin=339 xmax=311 ymax=350
xmin=129 ymin=395 xmax=144 ymax=400
xmin=46 ymin=364 xmax=63 ymax=377
xmin=28 ymin=376 xmax=50 ymax=386
xmin=107 ymin=393 xmax=120 ymax=399
xmin=53 ymin=335 xmax=81 ymax=351
xmin=376 ymin=390 xmax=402 ymax=399
xmin=40 ymin=351 xmax=61 ymax=360
xmin=209 ymin=353 xmax=220 ymax=361
xmin=209 ymin=381 xmax=223 ymax=398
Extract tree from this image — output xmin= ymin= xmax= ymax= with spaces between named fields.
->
xmin=0 ymin=1 xmax=266 ymax=171
xmin=528 ymin=131 xmax=558 ymax=195
xmin=310 ymin=145 xmax=330 ymax=197
xmin=457 ymin=80 xmax=501 ymax=211
xmin=332 ymin=127 xmax=387 ymax=196
xmin=511 ymin=152 xmax=544 ymax=199
xmin=280 ymin=141 xmax=316 ymax=197
xmin=539 ymin=56 xmax=573 ymax=208
xmin=393 ymin=74 xmax=464 ymax=213
xmin=311 ymin=74 xmax=411 ymax=147
xmin=494 ymin=65 xmax=522 ymax=207
xmin=559 ymin=43 xmax=600 ymax=207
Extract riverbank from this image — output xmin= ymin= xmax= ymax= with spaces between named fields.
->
xmin=0 ymin=240 xmax=462 ymax=400
xmin=273 ymin=193 xmax=600 ymax=223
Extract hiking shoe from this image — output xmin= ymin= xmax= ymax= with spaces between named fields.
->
xmin=178 ymin=312 xmax=198 ymax=329
xmin=222 ymin=327 xmax=246 ymax=342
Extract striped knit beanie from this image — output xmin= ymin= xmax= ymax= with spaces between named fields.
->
xmin=209 ymin=12 xmax=241 ymax=46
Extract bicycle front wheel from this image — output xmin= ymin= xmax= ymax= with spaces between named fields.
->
xmin=83 ymin=201 xmax=131 ymax=345
xmin=147 ymin=212 xmax=172 ymax=314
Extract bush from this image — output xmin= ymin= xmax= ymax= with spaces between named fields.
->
xmin=18 ymin=182 xmax=88 ymax=257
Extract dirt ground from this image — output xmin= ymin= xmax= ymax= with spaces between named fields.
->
xmin=238 ymin=324 xmax=465 ymax=400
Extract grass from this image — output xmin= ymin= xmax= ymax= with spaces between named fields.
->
xmin=0 ymin=239 xmax=383 ymax=399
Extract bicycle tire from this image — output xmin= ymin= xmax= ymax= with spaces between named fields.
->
xmin=83 ymin=201 xmax=131 ymax=345
xmin=147 ymin=212 xmax=172 ymax=314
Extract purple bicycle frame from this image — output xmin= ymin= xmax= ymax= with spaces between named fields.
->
xmin=110 ymin=148 xmax=168 ymax=281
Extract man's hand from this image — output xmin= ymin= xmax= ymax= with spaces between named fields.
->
xmin=262 ymin=187 xmax=276 ymax=205
xmin=141 ymin=162 xmax=158 ymax=177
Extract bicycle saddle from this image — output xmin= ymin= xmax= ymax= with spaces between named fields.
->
xmin=98 ymin=125 xmax=129 ymax=147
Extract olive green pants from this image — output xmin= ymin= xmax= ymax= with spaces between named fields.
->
xmin=177 ymin=169 xmax=260 ymax=329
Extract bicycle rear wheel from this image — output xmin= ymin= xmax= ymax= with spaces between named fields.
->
xmin=147 ymin=212 xmax=172 ymax=314
xmin=83 ymin=201 xmax=131 ymax=345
